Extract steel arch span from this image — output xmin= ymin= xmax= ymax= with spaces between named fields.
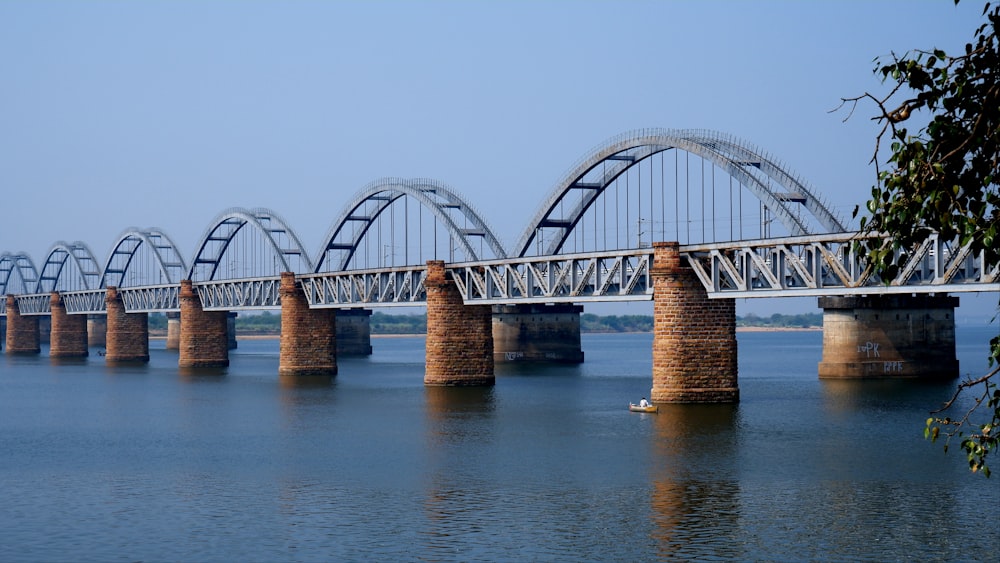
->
xmin=188 ymin=207 xmax=314 ymax=281
xmin=0 ymin=252 xmax=39 ymax=296
xmin=515 ymin=128 xmax=848 ymax=257
xmin=315 ymin=177 xmax=507 ymax=272
xmin=36 ymin=241 xmax=102 ymax=293
xmin=103 ymin=228 xmax=189 ymax=288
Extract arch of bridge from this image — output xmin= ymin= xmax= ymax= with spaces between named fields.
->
xmin=314 ymin=177 xmax=506 ymax=272
xmin=515 ymin=128 xmax=848 ymax=257
xmin=36 ymin=241 xmax=101 ymax=293
xmin=102 ymin=228 xmax=189 ymax=288
xmin=188 ymin=207 xmax=314 ymax=281
xmin=0 ymin=252 xmax=39 ymax=296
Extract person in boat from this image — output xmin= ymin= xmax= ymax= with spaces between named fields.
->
xmin=638 ymin=397 xmax=650 ymax=408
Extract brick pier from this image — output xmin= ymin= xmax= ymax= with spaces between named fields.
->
xmin=278 ymin=272 xmax=337 ymax=377
xmin=178 ymin=280 xmax=229 ymax=368
xmin=650 ymin=242 xmax=738 ymax=403
xmin=4 ymin=295 xmax=40 ymax=355
xmin=424 ymin=260 xmax=494 ymax=386
xmin=105 ymin=286 xmax=149 ymax=363
xmin=49 ymin=292 xmax=88 ymax=358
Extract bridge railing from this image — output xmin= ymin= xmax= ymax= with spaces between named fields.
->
xmin=682 ymin=232 xmax=999 ymax=298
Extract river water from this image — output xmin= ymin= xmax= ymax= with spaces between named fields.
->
xmin=1 ymin=327 xmax=998 ymax=562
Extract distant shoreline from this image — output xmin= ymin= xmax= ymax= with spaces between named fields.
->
xmin=209 ymin=326 xmax=823 ymax=340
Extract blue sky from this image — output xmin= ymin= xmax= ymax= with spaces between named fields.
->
xmin=0 ymin=0 xmax=993 ymax=318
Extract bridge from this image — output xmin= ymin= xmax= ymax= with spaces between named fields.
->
xmin=3 ymin=129 xmax=997 ymax=400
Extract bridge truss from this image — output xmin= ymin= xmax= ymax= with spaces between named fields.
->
xmin=2 ymin=232 xmax=997 ymax=315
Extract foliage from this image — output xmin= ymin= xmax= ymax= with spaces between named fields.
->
xmin=840 ymin=0 xmax=1000 ymax=476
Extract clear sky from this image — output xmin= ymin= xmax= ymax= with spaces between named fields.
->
xmin=0 ymin=0 xmax=993 ymax=319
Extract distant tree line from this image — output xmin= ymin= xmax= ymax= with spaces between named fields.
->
xmin=736 ymin=312 xmax=822 ymax=329
xmin=146 ymin=310 xmax=821 ymax=335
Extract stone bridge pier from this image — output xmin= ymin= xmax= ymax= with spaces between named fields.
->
xmin=87 ymin=315 xmax=107 ymax=348
xmin=5 ymin=295 xmax=40 ymax=355
xmin=818 ymin=295 xmax=959 ymax=379
xmin=278 ymin=272 xmax=337 ymax=378
xmin=104 ymin=286 xmax=149 ymax=363
xmin=492 ymin=303 xmax=584 ymax=363
xmin=650 ymin=242 xmax=739 ymax=404
xmin=336 ymin=308 xmax=373 ymax=356
xmin=424 ymin=260 xmax=494 ymax=386
xmin=49 ymin=292 xmax=88 ymax=358
xmin=178 ymin=280 xmax=229 ymax=368
xmin=165 ymin=312 xmax=180 ymax=350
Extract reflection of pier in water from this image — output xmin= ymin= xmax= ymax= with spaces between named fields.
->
xmin=651 ymin=404 xmax=741 ymax=559
xmin=422 ymin=386 xmax=496 ymax=554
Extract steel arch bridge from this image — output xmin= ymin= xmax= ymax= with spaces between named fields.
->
xmin=103 ymin=228 xmax=189 ymax=289
xmin=36 ymin=241 xmax=102 ymax=293
xmin=315 ymin=177 xmax=507 ymax=272
xmin=0 ymin=252 xmax=39 ymax=296
xmin=188 ymin=207 xmax=314 ymax=281
xmin=515 ymin=128 xmax=847 ymax=257
xmin=2 ymin=128 xmax=997 ymax=316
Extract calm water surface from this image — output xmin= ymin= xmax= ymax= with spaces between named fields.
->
xmin=2 ymin=328 xmax=998 ymax=562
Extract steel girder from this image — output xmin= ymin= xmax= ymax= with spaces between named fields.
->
xmin=682 ymin=232 xmax=1000 ymax=298
xmin=13 ymin=294 xmax=50 ymax=315
xmin=188 ymin=207 xmax=313 ymax=281
xmin=300 ymin=267 xmax=429 ymax=308
xmin=515 ymin=128 xmax=847 ymax=257
xmin=103 ymin=228 xmax=189 ymax=289
xmin=315 ymin=177 xmax=506 ymax=272
xmin=3 ymin=233 xmax=997 ymax=316
xmin=449 ymin=250 xmax=653 ymax=305
xmin=195 ymin=278 xmax=282 ymax=311
xmin=60 ymin=289 xmax=108 ymax=314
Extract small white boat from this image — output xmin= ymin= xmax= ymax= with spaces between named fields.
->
xmin=628 ymin=403 xmax=658 ymax=413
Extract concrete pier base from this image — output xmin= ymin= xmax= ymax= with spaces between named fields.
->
xmin=650 ymin=242 xmax=738 ymax=404
xmin=336 ymin=308 xmax=373 ymax=356
xmin=38 ymin=316 xmax=51 ymax=344
xmin=227 ymin=312 xmax=238 ymax=350
xmin=49 ymin=292 xmax=88 ymax=358
xmin=278 ymin=272 xmax=337 ymax=378
xmin=178 ymin=280 xmax=229 ymax=368
xmin=87 ymin=315 xmax=107 ymax=348
xmin=165 ymin=312 xmax=180 ymax=350
xmin=4 ymin=295 xmax=40 ymax=355
xmin=492 ymin=303 xmax=584 ymax=363
xmin=424 ymin=260 xmax=494 ymax=386
xmin=817 ymin=294 xmax=960 ymax=379
xmin=105 ymin=287 xmax=149 ymax=363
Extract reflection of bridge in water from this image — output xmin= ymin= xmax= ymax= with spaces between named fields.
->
xmin=2 ymin=129 xmax=997 ymax=401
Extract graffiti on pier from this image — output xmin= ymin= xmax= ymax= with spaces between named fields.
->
xmin=857 ymin=341 xmax=880 ymax=358
xmin=883 ymin=361 xmax=904 ymax=373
